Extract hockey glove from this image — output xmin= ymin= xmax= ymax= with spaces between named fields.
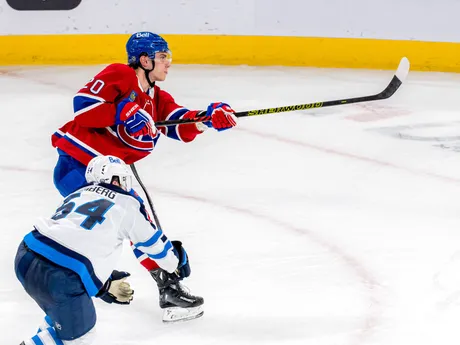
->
xmin=172 ymin=240 xmax=191 ymax=279
xmin=116 ymin=97 xmax=156 ymax=137
xmin=204 ymin=102 xmax=237 ymax=131
xmin=97 ymin=270 xmax=134 ymax=305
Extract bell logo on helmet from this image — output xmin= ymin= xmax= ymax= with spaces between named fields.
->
xmin=109 ymin=157 xmax=121 ymax=164
xmin=136 ymin=32 xmax=151 ymax=38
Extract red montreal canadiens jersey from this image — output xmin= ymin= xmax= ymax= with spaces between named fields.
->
xmin=52 ymin=63 xmax=203 ymax=165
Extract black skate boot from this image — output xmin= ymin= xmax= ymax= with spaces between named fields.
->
xmin=150 ymin=268 xmax=204 ymax=322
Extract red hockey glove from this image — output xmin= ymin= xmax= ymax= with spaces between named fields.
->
xmin=116 ymin=98 xmax=156 ymax=137
xmin=204 ymin=102 xmax=237 ymax=131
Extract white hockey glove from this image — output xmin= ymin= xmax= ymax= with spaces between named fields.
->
xmin=97 ymin=270 xmax=134 ymax=305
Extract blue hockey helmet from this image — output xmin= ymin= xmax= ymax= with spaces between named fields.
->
xmin=126 ymin=32 xmax=171 ymax=64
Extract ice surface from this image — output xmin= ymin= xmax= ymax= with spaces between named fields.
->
xmin=2 ymin=63 xmax=460 ymax=345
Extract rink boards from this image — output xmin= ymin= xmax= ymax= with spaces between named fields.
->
xmin=1 ymin=34 xmax=459 ymax=72
xmin=1 ymin=0 xmax=459 ymax=71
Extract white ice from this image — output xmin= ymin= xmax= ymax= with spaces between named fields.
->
xmin=1 ymin=61 xmax=460 ymax=345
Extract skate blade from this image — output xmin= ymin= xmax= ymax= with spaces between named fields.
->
xmin=162 ymin=306 xmax=204 ymax=323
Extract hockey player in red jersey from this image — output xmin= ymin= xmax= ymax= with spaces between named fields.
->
xmin=53 ymin=31 xmax=236 ymax=187
xmin=51 ymin=31 xmax=236 ymax=322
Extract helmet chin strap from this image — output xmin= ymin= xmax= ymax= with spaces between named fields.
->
xmin=139 ymin=61 xmax=156 ymax=88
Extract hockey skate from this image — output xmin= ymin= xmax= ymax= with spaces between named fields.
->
xmin=150 ymin=269 xmax=204 ymax=323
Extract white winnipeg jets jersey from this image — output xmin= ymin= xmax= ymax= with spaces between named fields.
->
xmin=23 ymin=183 xmax=178 ymax=296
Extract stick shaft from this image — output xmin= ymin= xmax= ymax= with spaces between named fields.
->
xmin=130 ymin=164 xmax=163 ymax=231
xmin=155 ymin=57 xmax=409 ymax=127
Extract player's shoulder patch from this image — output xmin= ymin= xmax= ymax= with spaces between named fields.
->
xmin=129 ymin=90 xmax=137 ymax=102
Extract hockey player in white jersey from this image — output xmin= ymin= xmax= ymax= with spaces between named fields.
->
xmin=14 ymin=155 xmax=203 ymax=345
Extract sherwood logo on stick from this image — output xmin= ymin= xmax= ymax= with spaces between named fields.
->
xmin=7 ymin=0 xmax=81 ymax=11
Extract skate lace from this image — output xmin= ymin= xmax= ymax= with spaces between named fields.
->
xmin=176 ymin=282 xmax=193 ymax=297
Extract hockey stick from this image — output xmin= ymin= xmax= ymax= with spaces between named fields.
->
xmin=155 ymin=57 xmax=410 ymax=127
xmin=130 ymin=163 xmax=163 ymax=231
xmin=129 ymin=164 xmax=205 ymax=322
